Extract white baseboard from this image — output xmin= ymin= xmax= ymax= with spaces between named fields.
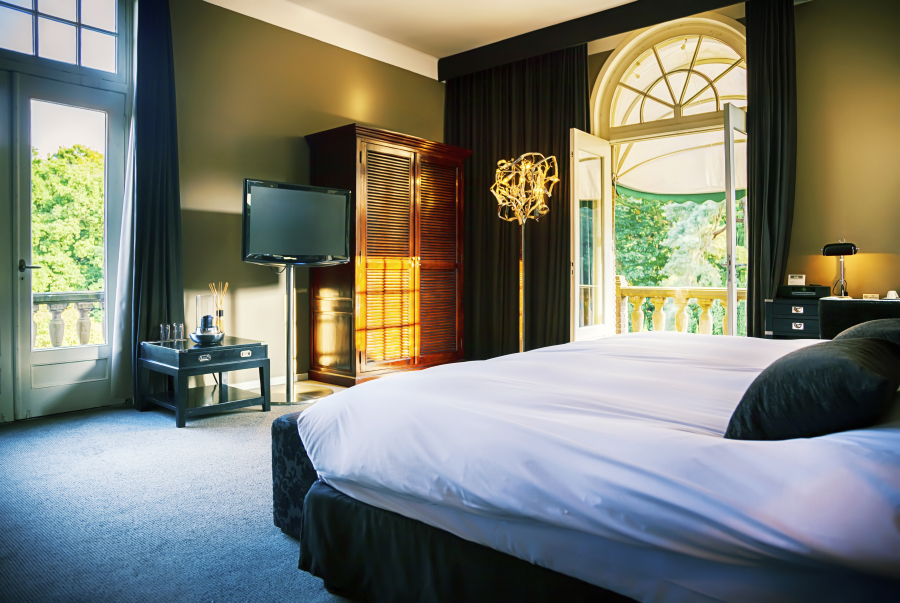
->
xmin=229 ymin=373 xmax=309 ymax=391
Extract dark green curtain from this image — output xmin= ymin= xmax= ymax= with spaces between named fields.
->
xmin=130 ymin=0 xmax=185 ymax=393
xmin=746 ymin=0 xmax=798 ymax=337
xmin=445 ymin=46 xmax=588 ymax=359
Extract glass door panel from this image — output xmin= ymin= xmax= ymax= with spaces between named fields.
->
xmin=570 ymin=129 xmax=614 ymax=341
xmin=724 ymin=103 xmax=747 ymax=336
xmin=578 ymin=151 xmax=602 ymax=329
xmin=15 ymin=75 xmax=124 ymax=419
xmin=30 ymin=99 xmax=108 ymax=350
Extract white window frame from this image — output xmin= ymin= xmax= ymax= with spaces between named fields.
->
xmin=591 ymin=13 xmax=746 ymax=144
xmin=0 ymin=0 xmax=132 ymax=95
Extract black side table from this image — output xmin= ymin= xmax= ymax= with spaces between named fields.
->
xmin=137 ymin=336 xmax=270 ymax=428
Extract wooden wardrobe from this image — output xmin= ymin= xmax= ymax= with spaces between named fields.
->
xmin=306 ymin=124 xmax=471 ymax=387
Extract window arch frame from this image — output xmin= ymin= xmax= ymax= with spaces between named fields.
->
xmin=591 ymin=14 xmax=746 ymax=144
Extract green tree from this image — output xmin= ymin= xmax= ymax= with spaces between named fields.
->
xmin=30 ymin=144 xmax=106 ymax=349
xmin=31 ymin=144 xmax=105 ymax=293
xmin=614 ymin=194 xmax=671 ymax=287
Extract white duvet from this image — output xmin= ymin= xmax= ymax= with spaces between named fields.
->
xmin=298 ymin=332 xmax=900 ymax=601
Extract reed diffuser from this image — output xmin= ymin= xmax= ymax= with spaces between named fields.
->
xmin=208 ymin=281 xmax=228 ymax=333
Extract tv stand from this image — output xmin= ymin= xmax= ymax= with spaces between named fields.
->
xmin=277 ymin=264 xmax=334 ymax=404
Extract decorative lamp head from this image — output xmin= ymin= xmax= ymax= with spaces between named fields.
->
xmin=490 ymin=153 xmax=559 ymax=225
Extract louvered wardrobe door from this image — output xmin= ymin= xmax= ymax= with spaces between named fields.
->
xmin=359 ymin=143 xmax=415 ymax=372
xmin=417 ymin=155 xmax=462 ymax=364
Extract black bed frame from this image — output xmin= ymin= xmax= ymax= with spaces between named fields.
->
xmin=272 ymin=412 xmax=631 ymax=602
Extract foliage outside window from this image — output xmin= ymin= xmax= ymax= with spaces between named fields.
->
xmin=615 ymin=193 xmax=747 ymax=336
xmin=31 ymin=144 xmax=105 ymax=348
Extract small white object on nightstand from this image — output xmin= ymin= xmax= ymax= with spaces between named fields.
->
xmin=787 ymin=274 xmax=806 ymax=285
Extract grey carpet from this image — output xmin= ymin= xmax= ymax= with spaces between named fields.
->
xmin=0 ymin=402 xmax=346 ymax=603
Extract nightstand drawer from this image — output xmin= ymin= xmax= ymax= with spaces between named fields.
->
xmin=772 ymin=317 xmax=819 ymax=335
xmin=772 ymin=302 xmax=819 ymax=318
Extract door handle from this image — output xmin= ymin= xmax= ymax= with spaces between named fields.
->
xmin=19 ymin=259 xmax=43 ymax=272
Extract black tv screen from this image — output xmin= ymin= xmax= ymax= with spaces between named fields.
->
xmin=242 ymin=179 xmax=351 ymax=267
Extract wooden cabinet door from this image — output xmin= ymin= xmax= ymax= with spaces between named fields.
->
xmin=416 ymin=154 xmax=462 ymax=365
xmin=358 ymin=142 xmax=415 ymax=372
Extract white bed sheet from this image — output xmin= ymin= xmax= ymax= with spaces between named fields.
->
xmin=297 ymin=332 xmax=900 ymax=601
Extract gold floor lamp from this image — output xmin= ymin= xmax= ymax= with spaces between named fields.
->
xmin=490 ymin=153 xmax=559 ymax=353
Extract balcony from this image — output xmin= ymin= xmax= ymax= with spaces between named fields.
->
xmin=32 ymin=291 xmax=106 ymax=349
xmin=615 ymin=276 xmax=746 ymax=335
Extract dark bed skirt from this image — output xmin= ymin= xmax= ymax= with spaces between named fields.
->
xmin=298 ymin=480 xmax=632 ymax=603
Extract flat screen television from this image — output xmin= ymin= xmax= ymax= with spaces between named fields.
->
xmin=241 ymin=179 xmax=351 ymax=267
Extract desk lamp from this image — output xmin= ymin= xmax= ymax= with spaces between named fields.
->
xmin=822 ymin=241 xmax=859 ymax=297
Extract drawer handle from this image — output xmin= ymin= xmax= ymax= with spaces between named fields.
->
xmin=199 ymin=354 xmax=211 ymax=362
xmin=241 ymin=350 xmax=252 ymax=358
xmin=792 ymin=323 xmax=805 ymax=331
xmin=791 ymin=306 xmax=804 ymax=314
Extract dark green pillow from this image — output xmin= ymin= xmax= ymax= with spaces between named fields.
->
xmin=725 ymin=338 xmax=900 ymax=440
xmin=834 ymin=318 xmax=900 ymax=347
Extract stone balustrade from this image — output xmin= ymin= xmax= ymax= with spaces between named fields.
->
xmin=615 ymin=276 xmax=746 ymax=335
xmin=32 ymin=291 xmax=105 ymax=348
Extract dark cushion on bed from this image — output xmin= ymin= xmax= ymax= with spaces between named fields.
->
xmin=725 ymin=338 xmax=900 ymax=441
xmin=833 ymin=318 xmax=900 ymax=347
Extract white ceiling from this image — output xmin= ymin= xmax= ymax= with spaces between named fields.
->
xmin=285 ymin=0 xmax=636 ymax=57
xmin=206 ymin=1 xmax=741 ymax=80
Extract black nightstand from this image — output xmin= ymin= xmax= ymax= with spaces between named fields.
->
xmin=819 ymin=298 xmax=900 ymax=339
xmin=764 ymin=298 xmax=821 ymax=339
xmin=137 ymin=336 xmax=270 ymax=427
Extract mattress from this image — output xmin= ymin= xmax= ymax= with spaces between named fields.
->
xmin=297 ymin=332 xmax=900 ymax=601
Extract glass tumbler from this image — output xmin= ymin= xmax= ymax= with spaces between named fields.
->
xmin=172 ymin=323 xmax=184 ymax=341
xmin=160 ymin=323 xmax=171 ymax=341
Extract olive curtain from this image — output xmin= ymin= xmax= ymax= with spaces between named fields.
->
xmin=444 ymin=45 xmax=589 ymax=360
xmin=746 ymin=0 xmax=798 ymax=337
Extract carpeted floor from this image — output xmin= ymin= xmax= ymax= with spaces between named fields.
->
xmin=0 ymin=401 xmax=347 ymax=603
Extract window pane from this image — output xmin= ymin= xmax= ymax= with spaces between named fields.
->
xmin=5 ymin=0 xmax=34 ymax=8
xmin=82 ymin=0 xmax=116 ymax=32
xmin=37 ymin=0 xmax=76 ymax=21
xmin=38 ymin=17 xmax=76 ymax=64
xmin=0 ymin=6 xmax=34 ymax=55
xmin=81 ymin=27 xmax=115 ymax=72
xmin=30 ymin=100 xmax=108 ymax=349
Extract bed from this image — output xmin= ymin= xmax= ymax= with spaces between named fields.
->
xmin=278 ymin=332 xmax=900 ymax=601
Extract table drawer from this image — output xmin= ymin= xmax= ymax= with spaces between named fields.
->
xmin=772 ymin=317 xmax=819 ymax=336
xmin=178 ymin=345 xmax=266 ymax=368
xmin=772 ymin=302 xmax=819 ymax=318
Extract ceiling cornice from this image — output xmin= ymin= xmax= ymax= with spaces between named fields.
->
xmin=437 ymin=0 xmax=740 ymax=81
xmin=204 ymin=0 xmax=439 ymax=79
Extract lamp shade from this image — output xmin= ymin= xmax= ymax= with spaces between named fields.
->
xmin=822 ymin=242 xmax=858 ymax=257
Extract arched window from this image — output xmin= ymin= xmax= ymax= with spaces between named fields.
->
xmin=592 ymin=15 xmax=746 ymax=142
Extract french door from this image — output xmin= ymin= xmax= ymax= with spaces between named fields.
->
xmin=1 ymin=73 xmax=125 ymax=420
xmin=570 ymin=128 xmax=615 ymax=340
xmin=723 ymin=103 xmax=747 ymax=336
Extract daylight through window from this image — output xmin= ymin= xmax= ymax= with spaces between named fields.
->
xmin=0 ymin=0 xmax=117 ymax=73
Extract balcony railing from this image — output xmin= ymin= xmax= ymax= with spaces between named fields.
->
xmin=615 ymin=276 xmax=746 ymax=335
xmin=32 ymin=291 xmax=106 ymax=349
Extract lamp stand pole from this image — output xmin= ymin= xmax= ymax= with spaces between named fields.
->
xmin=519 ymin=222 xmax=525 ymax=353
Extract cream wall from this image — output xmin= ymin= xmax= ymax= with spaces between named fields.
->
xmin=787 ymin=0 xmax=900 ymax=297
xmin=169 ymin=0 xmax=445 ymax=385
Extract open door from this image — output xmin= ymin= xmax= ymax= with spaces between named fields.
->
xmin=570 ymin=129 xmax=615 ymax=341
xmin=724 ymin=103 xmax=748 ymax=336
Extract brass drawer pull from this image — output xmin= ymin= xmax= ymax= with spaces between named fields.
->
xmin=791 ymin=306 xmax=804 ymax=314
xmin=199 ymin=354 xmax=211 ymax=362
xmin=241 ymin=350 xmax=252 ymax=358
xmin=792 ymin=323 xmax=805 ymax=330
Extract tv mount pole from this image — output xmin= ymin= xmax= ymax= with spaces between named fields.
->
xmin=285 ymin=263 xmax=295 ymax=405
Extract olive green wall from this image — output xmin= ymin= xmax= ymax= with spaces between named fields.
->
xmin=787 ymin=0 xmax=900 ymax=296
xmin=170 ymin=0 xmax=445 ymax=384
